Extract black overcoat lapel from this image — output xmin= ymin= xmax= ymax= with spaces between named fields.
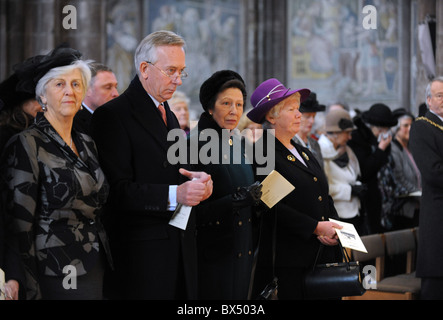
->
xmin=275 ymin=138 xmax=322 ymax=177
xmin=125 ymin=77 xmax=179 ymax=152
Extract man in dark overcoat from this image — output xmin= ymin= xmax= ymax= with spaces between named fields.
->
xmin=410 ymin=76 xmax=443 ymax=300
xmin=90 ymin=31 xmax=212 ymax=299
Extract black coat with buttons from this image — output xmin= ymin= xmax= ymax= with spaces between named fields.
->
xmin=190 ymin=112 xmax=256 ymax=300
xmin=252 ymin=134 xmax=340 ymax=299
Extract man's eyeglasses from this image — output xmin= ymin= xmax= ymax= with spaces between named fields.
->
xmin=146 ymin=61 xmax=188 ymax=80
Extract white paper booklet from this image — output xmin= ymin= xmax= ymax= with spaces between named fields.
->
xmin=0 ymin=268 xmax=5 ymax=300
xmin=329 ymin=218 xmax=368 ymax=253
xmin=169 ymin=204 xmax=192 ymax=230
xmin=260 ymin=170 xmax=295 ymax=209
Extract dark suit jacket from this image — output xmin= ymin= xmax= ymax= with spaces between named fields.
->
xmin=90 ymin=76 xmax=197 ymax=299
xmin=252 ymin=135 xmax=339 ymax=299
xmin=409 ymin=111 xmax=443 ymax=278
xmin=73 ymin=105 xmax=92 ymax=135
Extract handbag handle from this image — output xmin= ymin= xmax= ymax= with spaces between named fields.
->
xmin=311 ymin=241 xmax=350 ymax=271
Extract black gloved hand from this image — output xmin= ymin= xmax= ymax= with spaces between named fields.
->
xmin=351 ymin=183 xmax=368 ymax=199
xmin=232 ymin=181 xmax=263 ymax=208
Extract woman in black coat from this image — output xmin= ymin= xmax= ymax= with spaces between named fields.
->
xmin=347 ymin=104 xmax=397 ymax=234
xmin=190 ymin=70 xmax=261 ymax=299
xmin=409 ymin=77 xmax=443 ymax=299
xmin=247 ymin=78 xmax=341 ymax=300
xmin=0 ymin=70 xmax=40 ymax=300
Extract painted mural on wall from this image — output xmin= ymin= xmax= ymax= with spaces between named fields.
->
xmin=146 ymin=0 xmax=243 ymax=115
xmin=288 ymin=0 xmax=400 ymax=110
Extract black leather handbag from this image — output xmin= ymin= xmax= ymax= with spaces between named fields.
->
xmin=303 ymin=243 xmax=366 ymax=299
xmin=257 ymin=276 xmax=278 ymax=300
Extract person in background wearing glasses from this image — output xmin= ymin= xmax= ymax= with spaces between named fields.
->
xmin=90 ymin=30 xmax=212 ymax=300
xmin=410 ymin=77 xmax=443 ymax=300
xmin=389 ymin=108 xmax=420 ymax=231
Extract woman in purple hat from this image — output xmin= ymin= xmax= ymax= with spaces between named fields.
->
xmin=247 ymin=78 xmax=342 ymax=300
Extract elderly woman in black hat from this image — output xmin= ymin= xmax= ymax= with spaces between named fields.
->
xmin=0 ymin=46 xmax=112 ymax=300
xmin=348 ymin=103 xmax=397 ymax=234
xmin=247 ymin=78 xmax=342 ymax=300
xmin=293 ymin=92 xmax=325 ymax=170
xmin=190 ymin=70 xmax=262 ymax=299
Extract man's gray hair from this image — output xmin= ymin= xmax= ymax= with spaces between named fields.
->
xmin=134 ymin=30 xmax=186 ymax=76
xmin=425 ymin=76 xmax=443 ymax=108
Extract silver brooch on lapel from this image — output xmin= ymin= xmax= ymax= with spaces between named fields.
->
xmin=302 ymin=152 xmax=310 ymax=161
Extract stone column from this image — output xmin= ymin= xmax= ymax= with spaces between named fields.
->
xmin=245 ymin=0 xmax=288 ymax=93
xmin=436 ymin=1 xmax=443 ymax=76
xmin=399 ymin=1 xmax=411 ymax=111
xmin=56 ymin=0 xmax=106 ymax=62
xmin=415 ymin=0 xmax=436 ymax=108
xmin=0 ymin=0 xmax=8 ymax=79
xmin=23 ymin=0 xmax=55 ymax=57
xmin=0 ymin=0 xmax=55 ymax=78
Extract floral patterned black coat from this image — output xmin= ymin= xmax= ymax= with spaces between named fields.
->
xmin=0 ymin=113 xmax=111 ymax=299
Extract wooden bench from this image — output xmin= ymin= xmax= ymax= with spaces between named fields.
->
xmin=343 ymin=228 xmax=420 ymax=300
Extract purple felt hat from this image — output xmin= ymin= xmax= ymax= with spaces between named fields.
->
xmin=247 ymin=78 xmax=310 ymax=124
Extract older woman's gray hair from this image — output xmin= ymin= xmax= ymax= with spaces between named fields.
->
xmin=169 ymin=90 xmax=190 ymax=107
xmin=35 ymin=59 xmax=92 ymax=107
xmin=392 ymin=113 xmax=414 ymax=134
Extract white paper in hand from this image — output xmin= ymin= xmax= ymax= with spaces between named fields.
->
xmin=260 ymin=170 xmax=295 ymax=208
xmin=169 ymin=178 xmax=197 ymax=230
xmin=0 ymin=268 xmax=5 ymax=300
xmin=169 ymin=204 xmax=192 ymax=230
xmin=329 ymin=218 xmax=368 ymax=253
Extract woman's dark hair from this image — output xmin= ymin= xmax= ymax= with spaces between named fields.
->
xmin=206 ymin=79 xmax=247 ymax=112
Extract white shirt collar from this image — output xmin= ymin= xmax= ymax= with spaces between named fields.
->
xmin=288 ymin=146 xmax=307 ymax=166
xmin=148 ymin=94 xmax=163 ymax=108
xmin=82 ymin=103 xmax=94 ymax=114
xmin=430 ymin=109 xmax=443 ymax=123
